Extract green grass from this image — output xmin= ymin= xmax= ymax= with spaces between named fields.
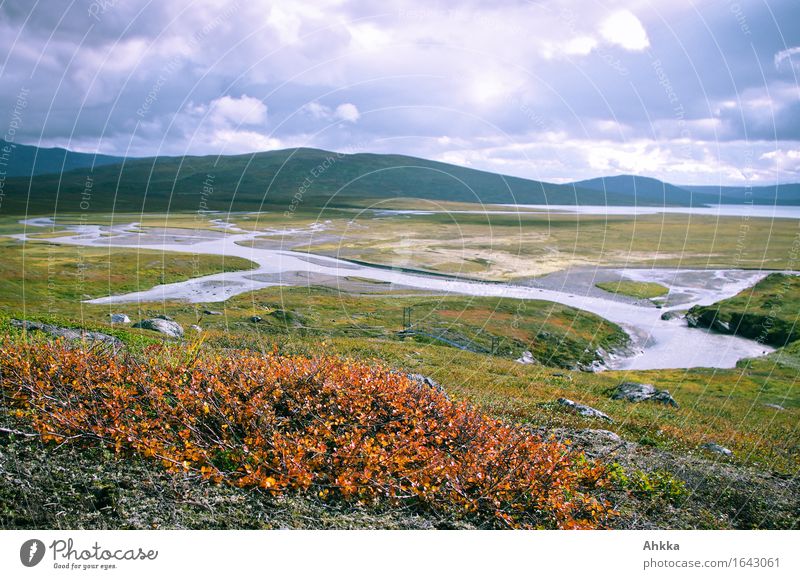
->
xmin=596 ymin=280 xmax=669 ymax=299
xmin=687 ymin=273 xmax=800 ymax=347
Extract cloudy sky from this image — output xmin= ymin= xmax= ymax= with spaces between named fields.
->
xmin=1 ymin=0 xmax=798 ymax=184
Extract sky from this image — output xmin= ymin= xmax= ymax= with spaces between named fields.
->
xmin=0 ymin=0 xmax=798 ymax=185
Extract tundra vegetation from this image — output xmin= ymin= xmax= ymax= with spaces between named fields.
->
xmin=0 ymin=210 xmax=797 ymax=530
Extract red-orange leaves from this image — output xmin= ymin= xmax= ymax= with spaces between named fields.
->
xmin=0 ymin=339 xmax=614 ymax=529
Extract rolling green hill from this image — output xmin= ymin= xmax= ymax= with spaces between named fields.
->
xmin=0 ymin=139 xmax=124 ymax=178
xmin=2 ymin=142 xmax=799 ymax=214
xmin=570 ymin=175 xmax=701 ymax=206
xmin=1 ymin=147 xmax=612 ymax=214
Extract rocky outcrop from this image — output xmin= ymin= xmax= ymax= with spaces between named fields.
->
xmin=110 ymin=313 xmax=130 ymax=324
xmin=132 ymin=318 xmax=184 ymax=338
xmin=556 ymin=398 xmax=612 ymax=422
xmin=700 ymin=442 xmax=733 ymax=457
xmin=406 ymin=373 xmax=449 ymax=399
xmin=686 ymin=310 xmax=731 ymax=333
xmin=515 ymin=351 xmax=537 ymax=364
xmin=11 ymin=319 xmax=122 ymax=347
xmin=612 ymin=382 xmax=678 ymax=407
xmin=660 ymin=310 xmax=686 ymax=321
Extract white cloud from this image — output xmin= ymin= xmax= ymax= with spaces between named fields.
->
xmin=209 ymin=95 xmax=267 ymax=126
xmin=760 ymin=149 xmax=800 ymax=174
xmin=599 ymin=10 xmax=650 ymax=51
xmin=774 ymin=46 xmax=800 ymax=72
xmin=302 ymin=101 xmax=360 ymax=123
xmin=565 ymin=36 xmax=598 ymax=56
xmin=335 ymin=103 xmax=360 ymax=122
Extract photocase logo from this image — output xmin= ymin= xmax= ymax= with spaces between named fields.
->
xmin=20 ymin=539 xmax=46 ymax=567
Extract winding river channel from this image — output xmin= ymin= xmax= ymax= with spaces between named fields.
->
xmin=14 ymin=218 xmax=781 ymax=371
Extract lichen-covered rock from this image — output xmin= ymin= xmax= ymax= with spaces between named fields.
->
xmin=556 ymin=398 xmax=613 ymax=422
xmin=11 ymin=319 xmax=122 ymax=347
xmin=515 ymin=351 xmax=537 ymax=364
xmin=612 ymin=382 xmax=678 ymax=407
xmin=701 ymin=442 xmax=733 ymax=457
xmin=406 ymin=373 xmax=449 ymax=399
xmin=110 ymin=313 xmax=130 ymax=324
xmin=132 ymin=318 xmax=184 ymax=338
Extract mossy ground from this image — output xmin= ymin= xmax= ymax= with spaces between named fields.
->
xmin=595 ymin=280 xmax=669 ymax=300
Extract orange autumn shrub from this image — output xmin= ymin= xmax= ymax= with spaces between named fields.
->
xmin=0 ymin=338 xmax=614 ymax=529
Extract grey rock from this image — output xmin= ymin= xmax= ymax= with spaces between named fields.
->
xmin=11 ymin=319 xmax=122 ymax=348
xmin=154 ymin=314 xmax=174 ymax=321
xmin=407 ymin=373 xmax=449 ymax=399
xmin=612 ymin=382 xmax=679 ymax=407
xmin=701 ymin=442 xmax=733 ymax=457
xmin=556 ymin=398 xmax=613 ymax=422
xmin=582 ymin=429 xmax=622 ymax=443
xmin=515 ymin=350 xmax=537 ymax=364
xmin=132 ymin=318 xmax=184 ymax=338
xmin=552 ymin=372 xmax=573 ymax=382
xmin=203 ymin=310 xmax=223 ymax=316
xmin=190 ymin=324 xmax=203 ymax=333
xmin=250 ymin=316 xmax=263 ymax=323
xmin=763 ymin=403 xmax=785 ymax=411
xmin=660 ymin=310 xmax=686 ymax=321
xmin=109 ymin=313 xmax=130 ymax=324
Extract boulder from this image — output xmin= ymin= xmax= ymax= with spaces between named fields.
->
xmin=154 ymin=314 xmax=174 ymax=321
xmin=132 ymin=318 xmax=184 ymax=338
xmin=109 ymin=313 xmax=130 ymax=324
xmin=250 ymin=316 xmax=263 ymax=323
xmin=612 ymin=382 xmax=678 ymax=407
xmin=660 ymin=310 xmax=686 ymax=321
xmin=701 ymin=442 xmax=733 ymax=457
xmin=515 ymin=350 xmax=537 ymax=364
xmin=190 ymin=324 xmax=203 ymax=333
xmin=203 ymin=310 xmax=223 ymax=316
xmin=11 ymin=319 xmax=122 ymax=347
xmin=406 ymin=373 xmax=449 ymax=399
xmin=556 ymin=398 xmax=613 ymax=422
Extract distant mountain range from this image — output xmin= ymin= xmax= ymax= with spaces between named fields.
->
xmin=0 ymin=139 xmax=124 ymax=178
xmin=1 ymin=140 xmax=797 ymax=214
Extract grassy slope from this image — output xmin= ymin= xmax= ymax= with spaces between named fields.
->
xmin=687 ymin=273 xmax=800 ymax=347
xmin=1 ymin=148 xmax=614 ymax=214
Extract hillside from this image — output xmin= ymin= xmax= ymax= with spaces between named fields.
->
xmin=686 ymin=273 xmax=800 ymax=347
xmin=0 ymin=147 xmax=611 ymax=214
xmin=683 ymin=183 xmax=800 ymax=206
xmin=0 ymin=139 xmax=124 ymax=178
xmin=0 ymin=337 xmax=614 ymax=530
xmin=569 ymin=175 xmax=703 ymax=206
xmin=3 ymin=141 xmax=799 ymax=214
